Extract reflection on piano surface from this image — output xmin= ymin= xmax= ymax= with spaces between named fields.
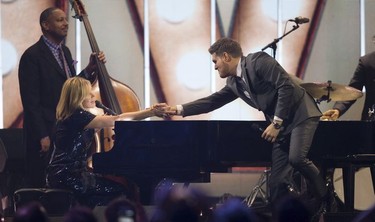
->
xmin=93 ymin=120 xmax=375 ymax=204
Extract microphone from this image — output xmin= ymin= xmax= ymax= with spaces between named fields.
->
xmin=289 ymin=16 xmax=309 ymax=24
xmin=95 ymin=100 xmax=117 ymax=116
xmin=251 ymin=123 xmax=265 ymax=133
xmin=251 ymin=123 xmax=285 ymax=143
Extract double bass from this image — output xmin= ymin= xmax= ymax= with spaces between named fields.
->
xmin=70 ymin=0 xmax=141 ymax=153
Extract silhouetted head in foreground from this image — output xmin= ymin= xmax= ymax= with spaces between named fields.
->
xmin=213 ymin=198 xmax=257 ymax=222
xmin=13 ymin=201 xmax=49 ymax=222
xmin=151 ymin=185 xmax=212 ymax=222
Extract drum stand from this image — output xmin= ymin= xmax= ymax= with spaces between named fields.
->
xmin=243 ymin=168 xmax=270 ymax=207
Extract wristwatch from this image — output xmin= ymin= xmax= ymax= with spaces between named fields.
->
xmin=272 ymin=121 xmax=282 ymax=130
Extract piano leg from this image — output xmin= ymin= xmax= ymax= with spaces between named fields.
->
xmin=342 ymin=165 xmax=355 ymax=211
xmin=370 ymin=166 xmax=375 ymax=194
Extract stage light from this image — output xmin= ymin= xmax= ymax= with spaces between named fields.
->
xmin=156 ymin=0 xmax=197 ymax=24
xmin=1 ymin=39 xmax=17 ymax=76
xmin=176 ymin=51 xmax=210 ymax=90
xmin=260 ymin=0 xmax=303 ymax=22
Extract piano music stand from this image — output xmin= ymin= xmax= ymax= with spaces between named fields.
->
xmin=243 ymin=168 xmax=270 ymax=207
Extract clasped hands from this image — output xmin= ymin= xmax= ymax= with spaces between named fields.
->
xmin=150 ymin=103 xmax=178 ymax=118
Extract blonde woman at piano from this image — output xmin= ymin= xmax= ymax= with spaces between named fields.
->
xmin=45 ymin=77 xmax=165 ymax=208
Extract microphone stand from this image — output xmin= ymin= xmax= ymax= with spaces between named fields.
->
xmin=262 ymin=23 xmax=300 ymax=58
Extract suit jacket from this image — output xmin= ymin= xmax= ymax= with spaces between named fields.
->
xmin=182 ymin=51 xmax=321 ymax=135
xmin=333 ymin=51 xmax=375 ymax=120
xmin=18 ymin=36 xmax=85 ymax=140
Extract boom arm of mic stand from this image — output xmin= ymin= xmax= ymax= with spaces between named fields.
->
xmin=261 ymin=24 xmax=300 ymax=58
xmin=261 ymin=39 xmax=279 ymax=58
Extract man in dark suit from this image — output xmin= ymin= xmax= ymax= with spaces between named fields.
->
xmin=18 ymin=7 xmax=105 ymax=188
xmin=162 ymin=38 xmax=327 ymax=217
xmin=322 ymin=51 xmax=375 ymax=121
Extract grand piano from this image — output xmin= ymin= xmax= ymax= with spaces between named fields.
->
xmin=92 ymin=120 xmax=375 ymax=207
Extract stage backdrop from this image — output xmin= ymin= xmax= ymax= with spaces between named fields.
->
xmin=1 ymin=0 xmax=375 ymax=128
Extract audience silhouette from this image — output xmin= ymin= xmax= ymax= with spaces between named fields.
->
xmin=13 ymin=201 xmax=49 ymax=222
xmin=213 ymin=198 xmax=257 ymax=222
xmin=63 ymin=206 xmax=97 ymax=222
xmin=105 ymin=196 xmax=148 ymax=222
xmin=150 ymin=184 xmax=212 ymax=222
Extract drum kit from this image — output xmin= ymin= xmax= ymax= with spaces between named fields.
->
xmin=301 ymin=80 xmax=373 ymax=210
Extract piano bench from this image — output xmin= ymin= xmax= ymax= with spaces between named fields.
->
xmin=13 ymin=188 xmax=75 ymax=216
xmin=322 ymin=154 xmax=375 ymax=212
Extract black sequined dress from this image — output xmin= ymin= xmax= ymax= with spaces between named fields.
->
xmin=46 ymin=108 xmax=137 ymax=207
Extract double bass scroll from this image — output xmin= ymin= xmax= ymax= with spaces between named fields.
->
xmin=70 ymin=0 xmax=141 ymax=153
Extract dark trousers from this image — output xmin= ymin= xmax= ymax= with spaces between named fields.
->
xmin=269 ymin=117 xmax=327 ymax=203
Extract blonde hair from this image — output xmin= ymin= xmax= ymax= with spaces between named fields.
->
xmin=56 ymin=77 xmax=92 ymax=120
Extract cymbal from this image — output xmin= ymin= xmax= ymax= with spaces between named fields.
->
xmin=300 ymin=81 xmax=363 ymax=102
